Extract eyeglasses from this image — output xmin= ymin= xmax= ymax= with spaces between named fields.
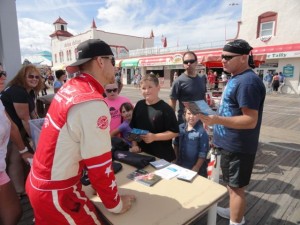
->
xmin=27 ymin=74 xmax=40 ymax=79
xmin=183 ymin=59 xmax=197 ymax=65
xmin=0 ymin=71 xmax=7 ymax=78
xmin=106 ymin=88 xmax=118 ymax=93
xmin=99 ymin=56 xmax=115 ymax=67
xmin=221 ymin=55 xmax=242 ymax=61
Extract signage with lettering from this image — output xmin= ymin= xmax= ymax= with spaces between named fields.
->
xmin=282 ymin=64 xmax=294 ymax=78
xmin=267 ymin=51 xmax=300 ymax=59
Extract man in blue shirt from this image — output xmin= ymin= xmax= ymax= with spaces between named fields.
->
xmin=199 ymin=39 xmax=266 ymax=225
xmin=263 ymin=71 xmax=273 ymax=93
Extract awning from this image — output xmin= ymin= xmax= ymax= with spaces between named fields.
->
xmin=197 ymin=51 xmax=223 ymax=68
xmin=121 ymin=58 xmax=139 ymax=67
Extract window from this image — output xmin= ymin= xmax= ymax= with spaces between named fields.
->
xmin=260 ymin=21 xmax=274 ymax=37
xmin=257 ymin=12 xmax=277 ymax=39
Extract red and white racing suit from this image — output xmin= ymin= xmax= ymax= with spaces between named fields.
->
xmin=26 ymin=73 xmax=122 ymax=225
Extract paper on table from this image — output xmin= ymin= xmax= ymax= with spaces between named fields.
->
xmin=154 ymin=164 xmax=183 ymax=180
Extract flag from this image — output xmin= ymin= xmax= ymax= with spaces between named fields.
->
xmin=163 ymin=37 xmax=167 ymax=48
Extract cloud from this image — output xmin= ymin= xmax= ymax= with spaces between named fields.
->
xmin=16 ymin=0 xmax=242 ymax=58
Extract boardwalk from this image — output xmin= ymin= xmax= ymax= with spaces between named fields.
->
xmin=18 ymin=88 xmax=300 ymax=225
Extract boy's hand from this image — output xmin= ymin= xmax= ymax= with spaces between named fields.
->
xmin=129 ymin=146 xmax=141 ymax=153
xmin=141 ymin=133 xmax=155 ymax=143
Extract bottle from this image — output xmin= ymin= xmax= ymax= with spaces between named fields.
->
xmin=206 ymin=93 xmax=211 ymax=106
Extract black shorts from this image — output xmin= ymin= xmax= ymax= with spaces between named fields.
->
xmin=220 ymin=149 xmax=256 ymax=188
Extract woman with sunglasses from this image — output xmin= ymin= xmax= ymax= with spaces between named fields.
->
xmin=0 ymin=63 xmax=23 ymax=225
xmin=0 ymin=64 xmax=42 ymax=197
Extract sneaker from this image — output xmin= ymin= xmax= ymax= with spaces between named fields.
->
xmin=217 ymin=207 xmax=245 ymax=224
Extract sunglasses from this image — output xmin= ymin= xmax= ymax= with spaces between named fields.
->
xmin=221 ymin=55 xmax=242 ymax=61
xmin=106 ymin=88 xmax=118 ymax=93
xmin=0 ymin=71 xmax=7 ymax=78
xmin=183 ymin=59 xmax=197 ymax=65
xmin=100 ymin=56 xmax=115 ymax=67
xmin=27 ymin=74 xmax=40 ymax=79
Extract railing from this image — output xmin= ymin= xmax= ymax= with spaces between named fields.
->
xmin=117 ymin=40 xmax=226 ymax=59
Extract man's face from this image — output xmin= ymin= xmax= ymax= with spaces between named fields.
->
xmin=221 ymin=51 xmax=244 ymax=74
xmin=183 ymin=53 xmax=197 ymax=75
xmin=99 ymin=56 xmax=116 ymax=85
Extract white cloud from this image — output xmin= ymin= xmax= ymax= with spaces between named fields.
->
xmin=16 ymin=0 xmax=242 ymax=58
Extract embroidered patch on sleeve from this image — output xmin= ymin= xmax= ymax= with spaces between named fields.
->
xmin=97 ymin=116 xmax=108 ymax=129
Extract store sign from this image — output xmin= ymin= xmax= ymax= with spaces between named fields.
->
xmin=267 ymin=51 xmax=300 ymax=59
xmin=172 ymin=54 xmax=183 ymax=64
xmin=259 ymin=63 xmax=278 ymax=68
xmin=283 ymin=64 xmax=294 ymax=78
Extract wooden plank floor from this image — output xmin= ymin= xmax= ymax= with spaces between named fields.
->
xmin=18 ymin=91 xmax=300 ymax=225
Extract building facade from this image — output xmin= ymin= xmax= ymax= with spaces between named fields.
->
xmin=50 ymin=17 xmax=154 ymax=72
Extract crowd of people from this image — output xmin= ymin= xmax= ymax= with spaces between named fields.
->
xmin=0 ymin=38 xmax=266 ymax=225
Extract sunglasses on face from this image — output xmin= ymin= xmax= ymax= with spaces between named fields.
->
xmin=183 ymin=59 xmax=197 ymax=65
xmin=27 ymin=74 xmax=40 ymax=79
xmin=221 ymin=55 xmax=242 ymax=61
xmin=100 ymin=56 xmax=115 ymax=67
xmin=0 ymin=71 xmax=7 ymax=78
xmin=106 ymin=88 xmax=118 ymax=93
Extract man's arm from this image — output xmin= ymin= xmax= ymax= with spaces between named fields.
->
xmin=6 ymin=112 xmax=33 ymax=161
xmin=169 ymin=99 xmax=177 ymax=111
xmin=199 ymin=107 xmax=258 ymax=129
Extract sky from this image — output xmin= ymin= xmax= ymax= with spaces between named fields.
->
xmin=16 ymin=0 xmax=243 ymax=59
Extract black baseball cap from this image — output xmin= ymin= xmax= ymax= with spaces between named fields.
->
xmin=67 ymin=39 xmax=113 ymax=72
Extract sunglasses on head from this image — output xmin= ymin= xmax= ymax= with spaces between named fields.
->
xmin=183 ymin=59 xmax=197 ymax=65
xmin=100 ymin=56 xmax=115 ymax=67
xmin=221 ymin=55 xmax=242 ymax=61
xmin=106 ymin=88 xmax=118 ymax=93
xmin=0 ymin=71 xmax=7 ymax=78
xmin=27 ymin=74 xmax=40 ymax=79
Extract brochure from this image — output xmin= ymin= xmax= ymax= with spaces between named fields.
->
xmin=127 ymin=128 xmax=149 ymax=142
xmin=183 ymin=100 xmax=216 ymax=116
xmin=176 ymin=169 xmax=198 ymax=182
xmin=149 ymin=159 xmax=171 ymax=169
xmin=154 ymin=164 xmax=183 ymax=180
xmin=127 ymin=169 xmax=162 ymax=187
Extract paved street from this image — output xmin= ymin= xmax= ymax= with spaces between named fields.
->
xmin=121 ymin=85 xmax=300 ymax=149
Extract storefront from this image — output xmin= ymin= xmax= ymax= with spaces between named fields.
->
xmin=121 ymin=58 xmax=140 ymax=84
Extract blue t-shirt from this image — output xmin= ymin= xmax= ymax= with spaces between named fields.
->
xmin=213 ymin=69 xmax=266 ymax=154
xmin=170 ymin=73 xmax=206 ymax=124
xmin=175 ymin=121 xmax=209 ymax=169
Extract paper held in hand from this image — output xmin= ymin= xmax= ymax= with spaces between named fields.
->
xmin=183 ymin=100 xmax=216 ymax=116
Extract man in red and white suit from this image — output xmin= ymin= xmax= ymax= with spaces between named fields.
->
xmin=26 ymin=39 xmax=135 ymax=225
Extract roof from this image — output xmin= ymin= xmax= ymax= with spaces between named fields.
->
xmin=49 ymin=30 xmax=73 ymax=38
xmin=53 ymin=17 xmax=67 ymax=25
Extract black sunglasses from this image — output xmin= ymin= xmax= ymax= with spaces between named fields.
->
xmin=183 ymin=59 xmax=197 ymax=65
xmin=27 ymin=74 xmax=40 ymax=79
xmin=0 ymin=71 xmax=7 ymax=78
xmin=221 ymin=55 xmax=242 ymax=61
xmin=106 ymin=88 xmax=118 ymax=93
xmin=100 ymin=56 xmax=115 ymax=67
